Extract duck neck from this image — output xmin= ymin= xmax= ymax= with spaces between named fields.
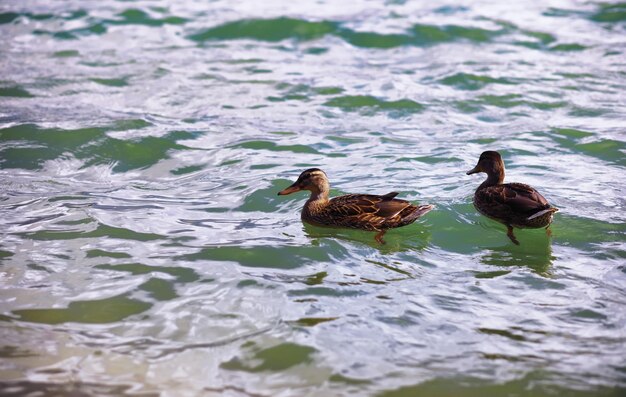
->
xmin=478 ymin=169 xmax=505 ymax=190
xmin=303 ymin=186 xmax=330 ymax=215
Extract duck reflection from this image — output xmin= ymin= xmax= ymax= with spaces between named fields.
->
xmin=302 ymin=222 xmax=432 ymax=254
xmin=480 ymin=232 xmax=554 ymax=276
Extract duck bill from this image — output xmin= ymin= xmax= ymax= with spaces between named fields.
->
xmin=277 ymin=183 xmax=302 ymax=196
xmin=466 ymin=165 xmax=481 ymax=175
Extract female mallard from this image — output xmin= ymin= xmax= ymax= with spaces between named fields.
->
xmin=467 ymin=151 xmax=558 ymax=245
xmin=278 ymin=168 xmax=433 ymax=244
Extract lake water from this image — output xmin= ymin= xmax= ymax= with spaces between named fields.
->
xmin=1 ymin=0 xmax=625 ymax=396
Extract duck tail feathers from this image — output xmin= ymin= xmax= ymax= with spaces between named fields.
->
xmin=403 ymin=204 xmax=434 ymax=222
xmin=527 ymin=207 xmax=558 ymax=220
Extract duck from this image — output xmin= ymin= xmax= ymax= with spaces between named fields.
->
xmin=278 ymin=168 xmax=433 ymax=244
xmin=466 ymin=151 xmax=558 ymax=245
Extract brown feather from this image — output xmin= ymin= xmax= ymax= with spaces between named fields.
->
xmin=468 ymin=151 xmax=558 ymax=244
xmin=306 ymin=193 xmax=430 ymax=231
xmin=278 ymin=169 xmax=433 ymax=241
xmin=476 ymin=183 xmax=550 ymax=219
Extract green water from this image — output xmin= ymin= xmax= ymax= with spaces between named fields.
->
xmin=1 ymin=1 xmax=625 ymax=396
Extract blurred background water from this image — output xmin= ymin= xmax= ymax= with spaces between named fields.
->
xmin=1 ymin=0 xmax=625 ymax=396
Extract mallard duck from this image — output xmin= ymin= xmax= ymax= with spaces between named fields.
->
xmin=278 ymin=168 xmax=433 ymax=244
xmin=467 ymin=151 xmax=558 ymax=245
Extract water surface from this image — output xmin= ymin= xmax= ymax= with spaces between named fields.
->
xmin=1 ymin=0 xmax=625 ymax=396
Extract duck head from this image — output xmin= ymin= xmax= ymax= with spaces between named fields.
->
xmin=278 ymin=168 xmax=330 ymax=197
xmin=467 ymin=151 xmax=505 ymax=185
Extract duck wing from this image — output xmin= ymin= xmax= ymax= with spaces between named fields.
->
xmin=477 ymin=183 xmax=551 ymax=217
xmin=326 ymin=192 xmax=413 ymax=228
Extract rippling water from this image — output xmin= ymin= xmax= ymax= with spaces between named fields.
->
xmin=1 ymin=0 xmax=625 ymax=395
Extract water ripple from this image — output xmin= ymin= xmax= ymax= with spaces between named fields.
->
xmin=0 ymin=0 xmax=624 ymax=396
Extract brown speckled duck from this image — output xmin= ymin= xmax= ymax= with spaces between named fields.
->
xmin=467 ymin=151 xmax=558 ymax=245
xmin=278 ymin=168 xmax=433 ymax=244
